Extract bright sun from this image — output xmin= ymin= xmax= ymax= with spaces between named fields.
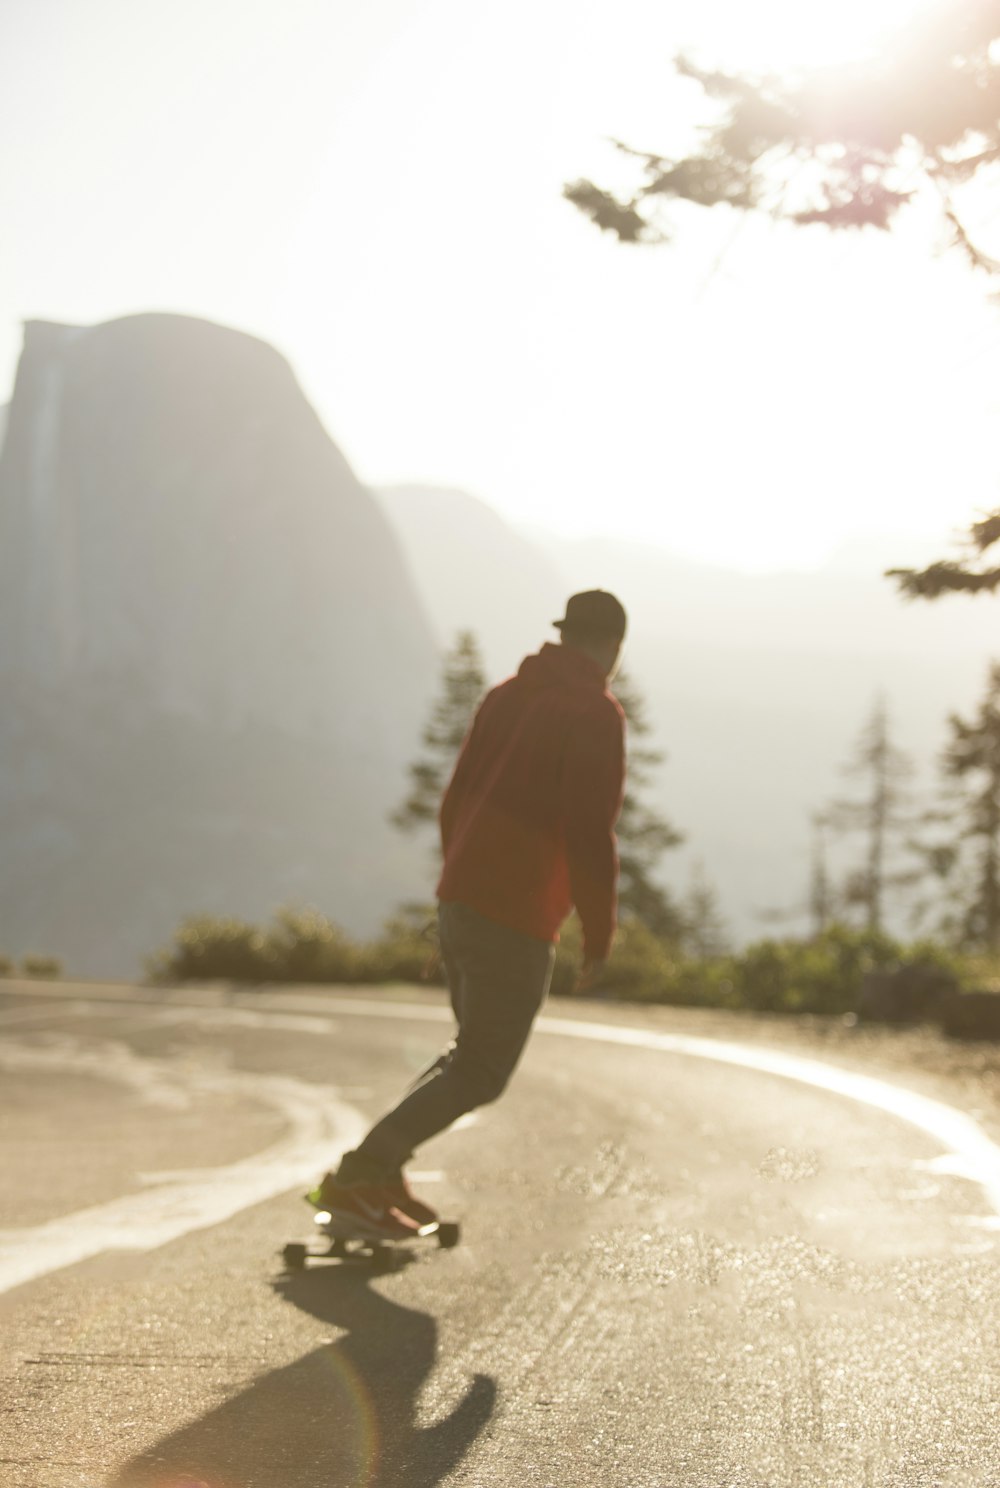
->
xmin=709 ymin=0 xmax=932 ymax=71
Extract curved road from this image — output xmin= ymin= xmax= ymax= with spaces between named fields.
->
xmin=1 ymin=980 xmax=998 ymax=1488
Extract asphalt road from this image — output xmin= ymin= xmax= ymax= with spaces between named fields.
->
xmin=1 ymin=980 xmax=998 ymax=1488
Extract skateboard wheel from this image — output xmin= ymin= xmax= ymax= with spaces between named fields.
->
xmin=283 ymin=1242 xmax=308 ymax=1271
xmin=436 ymin=1222 xmax=460 ymax=1249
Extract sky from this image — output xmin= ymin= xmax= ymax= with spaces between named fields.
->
xmin=3 ymin=0 xmax=999 ymax=570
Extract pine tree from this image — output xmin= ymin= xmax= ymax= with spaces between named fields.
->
xmin=681 ymin=859 xmax=729 ymax=959
xmin=809 ymin=812 xmax=836 ymax=938
xmin=826 ymin=695 xmax=917 ymax=932
xmin=612 ymin=671 xmax=685 ymax=938
xmin=888 ymin=514 xmax=1000 ymax=600
xmin=391 ymin=630 xmax=487 ymax=842
xmin=941 ymin=662 xmax=1000 ymax=951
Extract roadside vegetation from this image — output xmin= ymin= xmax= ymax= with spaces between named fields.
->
xmin=146 ymin=906 xmax=999 ymax=1033
xmin=148 ymin=633 xmax=1000 ymax=1039
xmin=146 ymin=906 xmax=438 ymax=988
xmin=0 ymin=955 xmax=63 ymax=979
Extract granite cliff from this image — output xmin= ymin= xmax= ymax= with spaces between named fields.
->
xmin=0 ymin=314 xmax=438 ymax=974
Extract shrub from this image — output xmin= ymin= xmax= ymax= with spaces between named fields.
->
xmin=550 ymin=915 xmax=687 ymax=1002
xmin=361 ymin=906 xmax=444 ymax=985
xmin=552 ymin=920 xmax=927 ymax=1016
xmin=21 ymin=955 xmax=62 ymax=979
xmin=0 ymin=954 xmax=12 ymax=977
xmin=147 ymin=907 xmax=438 ymax=987
xmin=263 ymin=906 xmax=360 ymax=983
xmin=724 ymin=925 xmax=903 ymax=1015
xmin=146 ymin=904 xmax=975 ymax=1024
xmin=662 ymin=958 xmax=742 ymax=1010
xmin=147 ymin=916 xmax=271 ymax=983
xmin=592 ymin=917 xmax=681 ymax=1001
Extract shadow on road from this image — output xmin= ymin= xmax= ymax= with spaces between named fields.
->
xmin=109 ymin=1262 xmax=496 ymax=1488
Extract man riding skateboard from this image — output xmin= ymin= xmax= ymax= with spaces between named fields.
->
xmin=310 ymin=590 xmax=628 ymax=1238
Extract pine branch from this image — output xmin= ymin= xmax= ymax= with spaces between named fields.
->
xmin=888 ymin=560 xmax=1000 ymax=599
xmin=562 ymin=181 xmax=657 ymax=243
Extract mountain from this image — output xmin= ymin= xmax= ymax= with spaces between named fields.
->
xmin=375 ymin=484 xmax=566 ymax=677
xmin=377 ymin=488 xmax=998 ymax=942
xmin=0 ymin=314 xmax=439 ymax=975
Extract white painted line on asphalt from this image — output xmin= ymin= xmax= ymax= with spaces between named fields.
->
xmin=0 ymin=1001 xmax=96 ymax=1027
xmin=6 ymin=982 xmax=1000 ymax=1225
xmin=535 ymin=1014 xmax=1000 ymax=1220
xmin=0 ymin=1040 xmax=366 ymax=1297
xmin=0 ymin=994 xmax=338 ymax=1036
xmin=122 ymin=1004 xmax=339 ymax=1035
xmin=224 ymin=991 xmax=1000 ymax=1221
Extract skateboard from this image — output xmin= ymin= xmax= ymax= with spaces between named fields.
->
xmin=282 ymin=1206 xmax=461 ymax=1273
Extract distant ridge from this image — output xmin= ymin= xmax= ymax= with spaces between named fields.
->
xmin=376 ymin=484 xmax=567 ymax=677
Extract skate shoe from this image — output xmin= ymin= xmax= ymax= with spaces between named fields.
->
xmin=307 ymin=1172 xmax=421 ymax=1242
xmin=383 ymin=1170 xmax=439 ymax=1229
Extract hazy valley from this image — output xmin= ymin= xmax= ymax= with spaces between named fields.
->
xmin=0 ymin=314 xmax=995 ymax=973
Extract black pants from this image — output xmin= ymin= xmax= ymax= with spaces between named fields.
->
xmin=355 ymin=900 xmax=555 ymax=1170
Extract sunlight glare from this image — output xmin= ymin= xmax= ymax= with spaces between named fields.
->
xmin=704 ymin=0 xmax=932 ymax=70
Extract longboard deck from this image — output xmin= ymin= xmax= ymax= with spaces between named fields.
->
xmin=281 ymin=1210 xmax=461 ymax=1271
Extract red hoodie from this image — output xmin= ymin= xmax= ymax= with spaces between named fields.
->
xmin=436 ymin=642 xmax=627 ymax=961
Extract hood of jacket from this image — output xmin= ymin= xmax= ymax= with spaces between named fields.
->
xmin=516 ymin=641 xmax=607 ymax=691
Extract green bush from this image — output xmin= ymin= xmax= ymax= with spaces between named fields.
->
xmin=653 ymin=957 xmax=741 ymax=1010
xmin=147 ymin=915 xmax=271 ymax=983
xmin=148 ymin=905 xmax=444 ymax=987
xmin=675 ymin=926 xmax=959 ymax=1017
xmin=702 ymin=925 xmax=903 ymax=1016
xmin=146 ymin=904 xmax=972 ymax=1022
xmin=552 ymin=920 xmax=927 ymax=1016
xmin=551 ymin=915 xmax=688 ymax=1002
xmin=0 ymin=954 xmax=12 ymax=977
xmin=588 ymin=917 xmax=680 ymax=1001
xmin=263 ymin=907 xmax=360 ymax=983
xmin=360 ymin=906 xmax=444 ymax=985
xmin=21 ymin=955 xmax=63 ymax=979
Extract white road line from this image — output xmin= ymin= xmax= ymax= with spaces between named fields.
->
xmin=0 ymin=1039 xmax=365 ymax=1296
xmin=535 ymin=1015 xmax=1000 ymax=1222
xmin=214 ymin=990 xmax=1000 ymax=1220
xmin=7 ymin=1001 xmax=341 ymax=1036
xmin=6 ymin=981 xmax=1000 ymax=1226
xmin=0 ymin=1003 xmax=89 ymax=1027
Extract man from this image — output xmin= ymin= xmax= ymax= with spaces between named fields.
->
xmin=311 ymin=590 xmax=628 ymax=1237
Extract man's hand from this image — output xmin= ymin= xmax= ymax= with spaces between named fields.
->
xmin=420 ymin=949 xmax=442 ymax=982
xmin=574 ymin=958 xmax=607 ymax=995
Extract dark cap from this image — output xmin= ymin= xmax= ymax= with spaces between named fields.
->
xmin=553 ymin=590 xmax=627 ymax=641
